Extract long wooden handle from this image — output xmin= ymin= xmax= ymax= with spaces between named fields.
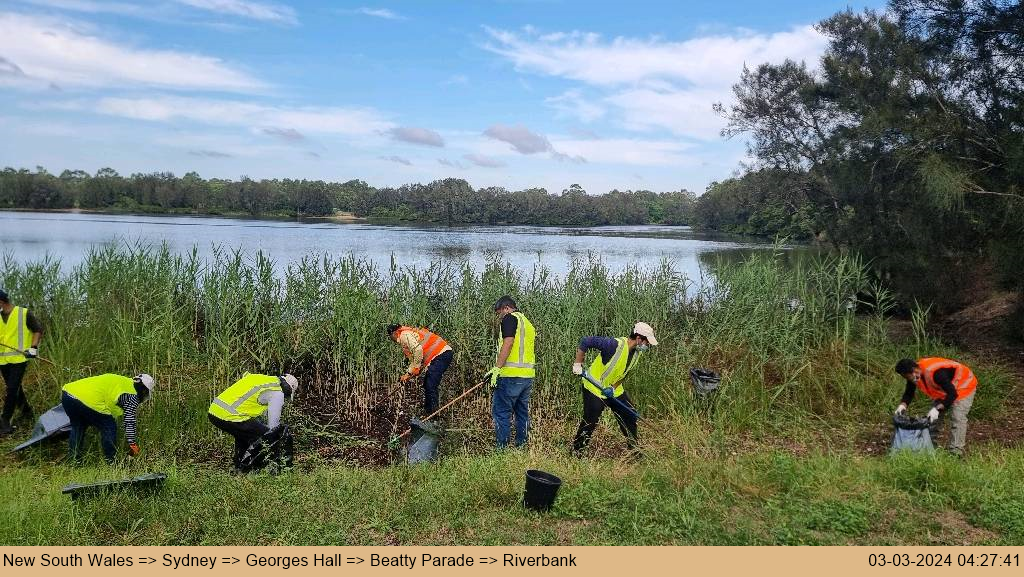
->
xmin=0 ymin=342 xmax=56 ymax=367
xmin=396 ymin=379 xmax=486 ymax=440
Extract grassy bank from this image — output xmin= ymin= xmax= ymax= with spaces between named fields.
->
xmin=0 ymin=245 xmax=1020 ymax=544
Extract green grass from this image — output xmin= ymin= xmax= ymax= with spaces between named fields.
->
xmin=0 ymin=244 xmax=1020 ymax=545
xmin=2 ymin=446 xmax=1022 ymax=545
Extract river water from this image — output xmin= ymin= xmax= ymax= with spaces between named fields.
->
xmin=0 ymin=211 xmax=772 ymax=282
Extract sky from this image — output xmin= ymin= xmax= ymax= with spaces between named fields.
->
xmin=0 ymin=0 xmax=885 ymax=195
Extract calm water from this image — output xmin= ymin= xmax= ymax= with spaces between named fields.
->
xmin=0 ymin=211 xmax=772 ymax=282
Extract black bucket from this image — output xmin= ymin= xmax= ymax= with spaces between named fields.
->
xmin=523 ymin=469 xmax=562 ymax=512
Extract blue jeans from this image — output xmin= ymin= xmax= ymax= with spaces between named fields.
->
xmin=492 ymin=377 xmax=532 ymax=448
xmin=62 ymin=392 xmax=118 ymax=463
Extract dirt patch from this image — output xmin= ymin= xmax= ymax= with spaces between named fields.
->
xmin=292 ymin=379 xmax=418 ymax=468
xmin=928 ymin=510 xmax=999 ymax=545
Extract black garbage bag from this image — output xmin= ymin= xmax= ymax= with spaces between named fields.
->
xmin=239 ymin=424 xmax=294 ymax=473
xmin=689 ymin=368 xmax=721 ymax=397
xmin=890 ymin=414 xmax=935 ymax=454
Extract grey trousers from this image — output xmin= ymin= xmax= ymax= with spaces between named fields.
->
xmin=946 ymin=391 xmax=975 ymax=455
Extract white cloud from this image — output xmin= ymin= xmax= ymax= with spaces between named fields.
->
xmin=545 ymin=89 xmax=605 ymax=123
xmin=71 ymin=95 xmax=392 ymax=136
xmin=464 ymin=153 xmax=505 ymax=168
xmin=0 ymin=12 xmax=263 ymax=91
xmin=353 ymin=7 xmax=404 ymax=20
xmin=549 ymin=137 xmax=695 ymax=167
xmin=484 ymin=24 xmax=827 ymax=140
xmin=17 ymin=0 xmax=147 ymax=16
xmin=175 ymin=0 xmax=297 ymax=25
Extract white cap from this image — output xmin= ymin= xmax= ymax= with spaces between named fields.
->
xmin=632 ymin=322 xmax=658 ymax=346
xmin=135 ymin=373 xmax=155 ymax=393
xmin=282 ymin=373 xmax=299 ymax=395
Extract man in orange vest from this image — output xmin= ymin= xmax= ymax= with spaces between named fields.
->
xmin=387 ymin=324 xmax=454 ymax=415
xmin=895 ymin=357 xmax=978 ymax=456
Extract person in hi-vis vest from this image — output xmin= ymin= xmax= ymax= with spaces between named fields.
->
xmin=208 ymin=373 xmax=298 ymax=473
xmin=0 ymin=289 xmax=44 ymax=436
xmin=485 ymin=296 xmax=536 ymax=448
xmin=61 ymin=373 xmax=155 ymax=463
xmin=895 ymin=357 xmax=978 ymax=456
xmin=387 ymin=324 xmax=454 ymax=415
xmin=571 ymin=322 xmax=658 ymax=457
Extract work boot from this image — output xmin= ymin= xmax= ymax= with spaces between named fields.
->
xmin=0 ymin=419 xmax=14 ymax=436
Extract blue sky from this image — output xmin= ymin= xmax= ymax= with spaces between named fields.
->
xmin=0 ymin=0 xmax=884 ymax=195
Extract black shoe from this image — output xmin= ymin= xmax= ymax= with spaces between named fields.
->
xmin=0 ymin=420 xmax=15 ymax=437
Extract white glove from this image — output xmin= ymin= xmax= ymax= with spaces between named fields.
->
xmin=572 ymin=362 xmax=583 ymax=376
xmin=25 ymin=347 xmax=38 ymax=358
xmin=927 ymin=407 xmax=940 ymax=423
xmin=894 ymin=404 xmax=906 ymax=416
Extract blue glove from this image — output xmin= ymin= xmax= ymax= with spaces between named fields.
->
xmin=601 ymin=387 xmax=614 ymax=398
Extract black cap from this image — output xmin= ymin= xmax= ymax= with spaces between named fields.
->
xmin=0 ymin=289 xmax=8 ymax=303
xmin=386 ymin=324 xmax=401 ymax=337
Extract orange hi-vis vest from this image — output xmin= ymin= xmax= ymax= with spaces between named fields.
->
xmin=916 ymin=357 xmax=977 ymax=402
xmin=398 ymin=327 xmax=449 ymax=367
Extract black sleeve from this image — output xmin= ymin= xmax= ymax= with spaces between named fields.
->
xmin=933 ymin=368 xmax=958 ymax=408
xmin=900 ymin=380 xmax=916 ymax=406
xmin=25 ymin=311 xmax=43 ymax=334
xmin=500 ymin=314 xmax=518 ymax=339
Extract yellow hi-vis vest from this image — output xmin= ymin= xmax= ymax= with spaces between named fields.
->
xmin=0 ymin=306 xmax=29 ymax=365
xmin=63 ymin=374 xmax=137 ymax=418
xmin=208 ymin=373 xmax=282 ymax=422
xmin=497 ymin=311 xmax=536 ymax=378
xmin=583 ymin=337 xmax=640 ymax=399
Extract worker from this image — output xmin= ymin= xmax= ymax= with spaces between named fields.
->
xmin=571 ymin=322 xmax=659 ymax=458
xmin=0 ymin=289 xmax=43 ymax=436
xmin=486 ymin=296 xmax=536 ymax=448
xmin=895 ymin=357 xmax=978 ymax=456
xmin=208 ymin=373 xmax=298 ymax=473
xmin=386 ymin=324 xmax=454 ymax=415
xmin=61 ymin=373 xmax=155 ymax=463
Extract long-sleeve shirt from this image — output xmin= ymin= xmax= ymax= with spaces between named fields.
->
xmin=578 ymin=336 xmax=635 ymax=370
xmin=901 ymin=367 xmax=958 ymax=408
xmin=116 ymin=393 xmax=140 ymax=445
xmin=398 ymin=330 xmax=451 ymax=372
xmin=259 ymin=389 xmax=285 ymax=429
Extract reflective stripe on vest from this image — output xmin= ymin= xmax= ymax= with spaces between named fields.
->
xmin=583 ymin=337 xmax=639 ymax=399
xmin=62 ymin=374 xmax=137 ymax=418
xmin=399 ymin=327 xmax=449 ymax=367
xmin=917 ymin=357 xmax=978 ymax=402
xmin=0 ymin=306 xmax=28 ymax=365
xmin=209 ymin=373 xmax=282 ymax=422
xmin=497 ymin=311 xmax=536 ymax=378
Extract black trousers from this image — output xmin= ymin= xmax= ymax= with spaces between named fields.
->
xmin=209 ymin=413 xmax=269 ymax=471
xmin=1 ymin=361 xmax=33 ymax=423
xmin=572 ymin=386 xmax=638 ymax=453
xmin=422 ymin=349 xmax=453 ymax=415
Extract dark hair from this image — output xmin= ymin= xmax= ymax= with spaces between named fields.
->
xmin=630 ymin=333 xmax=642 ymax=341
xmin=895 ymin=358 xmax=918 ymax=376
xmin=385 ymin=324 xmax=401 ymax=337
xmin=134 ymin=381 xmax=151 ymax=402
xmin=493 ymin=296 xmax=517 ymax=311
xmin=0 ymin=289 xmax=8 ymax=303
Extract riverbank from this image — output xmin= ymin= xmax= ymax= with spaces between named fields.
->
xmin=0 ymin=246 xmax=1020 ymax=545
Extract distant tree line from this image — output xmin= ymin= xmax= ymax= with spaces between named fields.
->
xmin=695 ymin=0 xmax=1024 ymax=324
xmin=0 ymin=168 xmax=696 ymax=227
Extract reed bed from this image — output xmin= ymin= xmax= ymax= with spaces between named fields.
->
xmin=1 ymin=243 xmax=1010 ymax=463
